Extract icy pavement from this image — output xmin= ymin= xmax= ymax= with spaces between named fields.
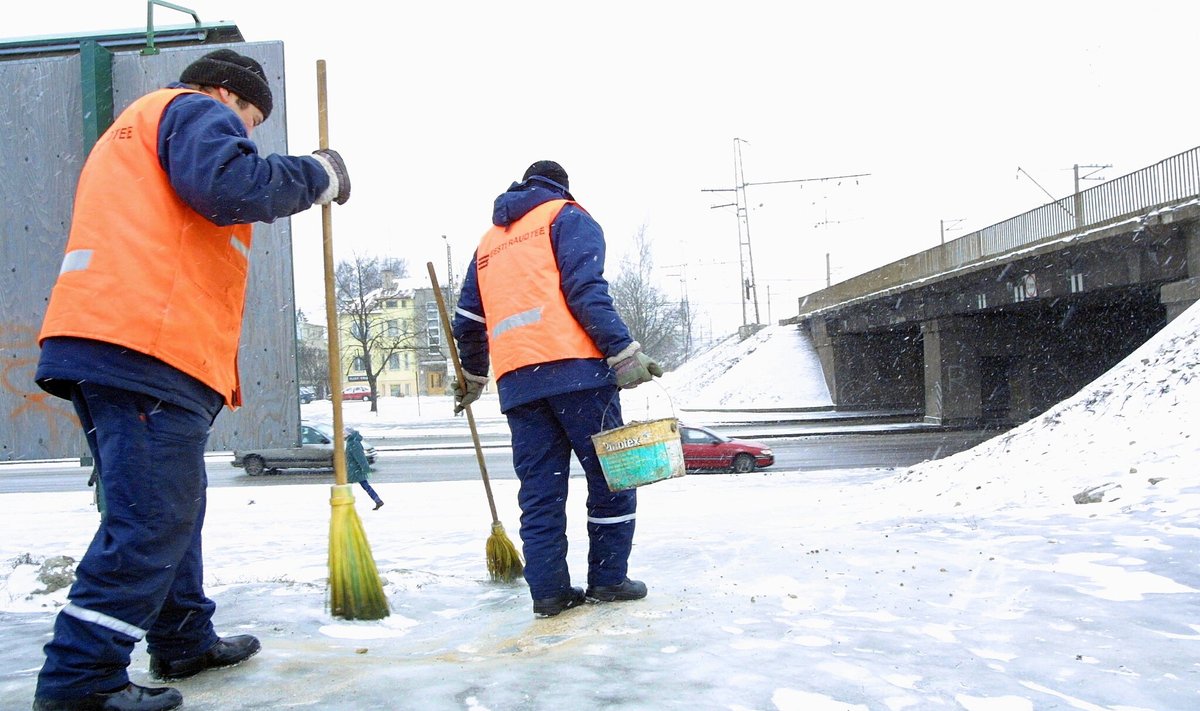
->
xmin=3 ymin=465 xmax=1198 ymax=710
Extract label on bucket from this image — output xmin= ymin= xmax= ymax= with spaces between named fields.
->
xmin=599 ymin=432 xmax=655 ymax=453
xmin=591 ymin=418 xmax=686 ymax=491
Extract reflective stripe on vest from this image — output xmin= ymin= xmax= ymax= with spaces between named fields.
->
xmin=475 ymin=200 xmax=603 ymax=378
xmin=38 ymin=88 xmax=251 ymax=408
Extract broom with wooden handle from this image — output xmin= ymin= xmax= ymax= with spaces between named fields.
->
xmin=427 ymin=262 xmax=523 ymax=583
xmin=319 ymin=59 xmax=388 ymax=620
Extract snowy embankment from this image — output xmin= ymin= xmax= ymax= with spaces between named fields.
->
xmin=657 ymin=325 xmax=834 ymax=410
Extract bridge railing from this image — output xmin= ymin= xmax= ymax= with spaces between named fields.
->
xmin=797 ymin=146 xmax=1200 ymax=316
xmin=1081 ymin=147 xmax=1200 ymax=224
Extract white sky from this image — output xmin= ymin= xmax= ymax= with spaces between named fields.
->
xmin=2 ymin=303 xmax=1198 ymax=709
xmin=7 ymin=1 xmax=1200 ymax=336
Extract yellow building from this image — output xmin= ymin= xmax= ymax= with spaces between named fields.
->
xmin=336 ymin=273 xmax=424 ymax=398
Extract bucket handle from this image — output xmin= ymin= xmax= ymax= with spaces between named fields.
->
xmin=600 ymin=379 xmax=675 ymax=432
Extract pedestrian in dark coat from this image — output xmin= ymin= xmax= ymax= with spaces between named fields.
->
xmin=31 ymin=49 xmax=351 ymax=711
xmin=452 ymin=160 xmax=664 ymax=617
xmin=346 ymin=429 xmax=384 ymax=510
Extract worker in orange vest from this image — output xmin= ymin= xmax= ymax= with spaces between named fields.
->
xmin=452 ymin=160 xmax=663 ymax=617
xmin=32 ymin=49 xmax=350 ymax=711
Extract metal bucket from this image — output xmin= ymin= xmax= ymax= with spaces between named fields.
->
xmin=590 ymin=417 xmax=686 ymax=491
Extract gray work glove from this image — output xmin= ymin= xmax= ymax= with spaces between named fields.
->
xmin=451 ymin=371 xmax=489 ymax=414
xmin=607 ymin=341 xmax=664 ymax=389
xmin=312 ymin=148 xmax=351 ymax=205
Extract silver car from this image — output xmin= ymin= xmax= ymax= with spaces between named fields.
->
xmin=232 ymin=421 xmax=376 ymax=476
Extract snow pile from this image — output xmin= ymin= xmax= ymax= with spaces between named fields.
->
xmin=661 ymin=325 xmax=833 ymax=409
xmin=888 ymin=300 xmax=1200 ymax=514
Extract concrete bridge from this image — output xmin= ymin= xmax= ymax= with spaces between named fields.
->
xmin=785 ymin=146 xmax=1200 ymax=427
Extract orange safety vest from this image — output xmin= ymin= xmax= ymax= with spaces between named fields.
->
xmin=475 ymin=199 xmax=604 ymax=378
xmin=39 ymin=88 xmax=252 ymax=408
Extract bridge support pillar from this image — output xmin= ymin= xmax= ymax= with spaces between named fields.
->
xmin=1162 ymin=277 xmax=1200 ymax=321
xmin=811 ymin=318 xmax=922 ymax=410
xmin=810 ymin=318 xmax=839 ymax=402
xmin=922 ymin=317 xmax=982 ymax=427
xmin=1160 ymin=222 xmax=1200 ymax=321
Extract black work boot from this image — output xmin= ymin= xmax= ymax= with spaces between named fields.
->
xmin=532 ymin=587 xmax=585 ymax=617
xmin=586 ymin=578 xmax=648 ymax=602
xmin=149 ymin=634 xmax=261 ymax=681
xmin=32 ymin=682 xmax=183 ymax=711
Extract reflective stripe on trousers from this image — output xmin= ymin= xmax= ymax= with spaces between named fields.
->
xmin=506 ymin=384 xmax=636 ymax=599
xmin=35 ymin=383 xmax=221 ymax=699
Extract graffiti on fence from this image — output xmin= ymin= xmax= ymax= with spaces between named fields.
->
xmin=0 ymin=321 xmax=77 ymax=459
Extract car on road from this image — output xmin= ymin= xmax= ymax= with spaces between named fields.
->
xmin=232 ymin=421 xmax=377 ymax=476
xmin=680 ymin=424 xmax=774 ymax=473
xmin=299 ymin=386 xmax=315 ymax=404
xmin=341 ymin=385 xmax=372 ymax=401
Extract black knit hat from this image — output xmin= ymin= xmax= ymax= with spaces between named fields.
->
xmin=523 ymin=160 xmax=569 ymax=190
xmin=180 ymin=49 xmax=273 ymax=119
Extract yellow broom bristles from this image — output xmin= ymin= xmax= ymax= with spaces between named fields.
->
xmin=328 ymin=484 xmax=390 ymax=620
xmin=485 ymin=520 xmax=524 ymax=583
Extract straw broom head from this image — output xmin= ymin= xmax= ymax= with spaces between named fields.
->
xmin=485 ymin=520 xmax=524 ymax=583
xmin=328 ymin=484 xmax=390 ymax=620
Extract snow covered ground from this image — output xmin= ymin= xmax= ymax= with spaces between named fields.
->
xmin=1 ymin=316 xmax=1198 ymax=709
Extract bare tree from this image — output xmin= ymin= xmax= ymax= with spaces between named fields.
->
xmin=610 ymin=225 xmax=688 ymax=369
xmin=334 ymin=255 xmax=421 ymax=412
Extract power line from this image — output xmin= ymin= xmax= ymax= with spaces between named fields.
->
xmin=746 ymin=173 xmax=870 ymax=188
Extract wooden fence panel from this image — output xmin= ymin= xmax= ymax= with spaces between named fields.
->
xmin=0 ymin=42 xmax=302 ymax=460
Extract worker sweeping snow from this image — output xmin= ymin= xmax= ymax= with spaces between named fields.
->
xmin=451 ymin=160 xmax=664 ymax=617
xmin=31 ymin=49 xmax=350 ymax=711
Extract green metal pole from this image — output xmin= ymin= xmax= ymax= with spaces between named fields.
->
xmin=79 ymin=40 xmax=113 ymax=157
xmin=142 ymin=0 xmax=202 ymax=56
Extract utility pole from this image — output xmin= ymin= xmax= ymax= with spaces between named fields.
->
xmin=1017 ymin=164 xmax=1107 ymax=226
xmin=1073 ymin=163 xmax=1110 ymax=229
xmin=438 ymin=234 xmax=455 ymax=401
xmin=940 ymin=218 xmax=964 ymax=245
xmin=733 ymin=139 xmax=759 ymax=326
xmin=441 ymin=235 xmax=455 ymax=305
xmin=702 ymin=139 xmax=869 ymax=329
xmin=663 ymin=262 xmax=694 ymax=358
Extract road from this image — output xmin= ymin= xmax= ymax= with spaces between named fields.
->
xmin=0 ymin=428 xmax=1001 ymax=494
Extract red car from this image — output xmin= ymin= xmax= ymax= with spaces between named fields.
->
xmin=680 ymin=425 xmax=774 ymax=473
xmin=342 ymin=385 xmax=372 ymax=401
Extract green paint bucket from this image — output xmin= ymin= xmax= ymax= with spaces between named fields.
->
xmin=591 ymin=417 xmax=686 ymax=491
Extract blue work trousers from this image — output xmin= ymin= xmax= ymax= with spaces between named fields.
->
xmin=506 ymin=385 xmax=636 ymax=599
xmin=36 ymin=383 xmax=220 ymax=700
